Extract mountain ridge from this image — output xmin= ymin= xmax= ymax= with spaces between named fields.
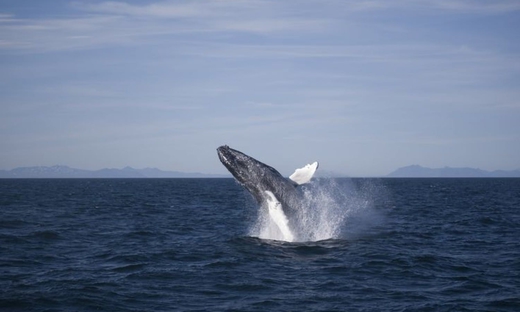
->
xmin=1 ymin=165 xmax=519 ymax=178
xmin=0 ymin=165 xmax=228 ymax=178
xmin=387 ymin=165 xmax=520 ymax=178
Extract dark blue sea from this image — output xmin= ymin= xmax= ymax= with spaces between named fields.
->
xmin=1 ymin=178 xmax=519 ymax=311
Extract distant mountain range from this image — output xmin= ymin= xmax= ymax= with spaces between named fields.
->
xmin=0 ymin=165 xmax=228 ymax=178
xmin=387 ymin=165 xmax=520 ymax=178
xmin=1 ymin=165 xmax=519 ymax=178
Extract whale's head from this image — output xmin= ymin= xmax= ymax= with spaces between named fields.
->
xmin=217 ymin=145 xmax=266 ymax=184
xmin=217 ymin=145 xmax=284 ymax=202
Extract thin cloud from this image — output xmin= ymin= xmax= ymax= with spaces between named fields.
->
xmin=2 ymin=0 xmax=518 ymax=53
xmin=333 ymin=0 xmax=520 ymax=13
xmin=78 ymin=0 xmax=520 ymax=17
xmin=79 ymin=0 xmax=331 ymax=34
xmin=78 ymin=1 xmax=202 ymax=18
xmin=78 ymin=0 xmax=270 ymax=18
xmin=430 ymin=0 xmax=520 ymax=14
xmin=0 ymin=15 xmax=137 ymax=52
xmin=178 ymin=42 xmax=481 ymax=60
xmin=0 ymin=1 xmax=330 ymax=52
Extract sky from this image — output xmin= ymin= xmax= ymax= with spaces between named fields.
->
xmin=1 ymin=0 xmax=519 ymax=177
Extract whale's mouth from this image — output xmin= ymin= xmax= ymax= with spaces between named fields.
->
xmin=217 ymin=145 xmax=244 ymax=179
xmin=216 ymin=145 xmax=231 ymax=165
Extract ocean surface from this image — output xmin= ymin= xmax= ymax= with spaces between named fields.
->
xmin=1 ymin=178 xmax=519 ymax=311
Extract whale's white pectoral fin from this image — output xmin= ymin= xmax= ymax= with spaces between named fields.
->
xmin=289 ymin=161 xmax=319 ymax=185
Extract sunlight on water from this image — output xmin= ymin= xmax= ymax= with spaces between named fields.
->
xmin=250 ymin=178 xmax=383 ymax=242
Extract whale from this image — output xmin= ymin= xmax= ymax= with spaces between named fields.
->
xmin=216 ymin=145 xmax=318 ymax=240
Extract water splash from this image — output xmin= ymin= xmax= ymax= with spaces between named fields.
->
xmin=250 ymin=178 xmax=382 ymax=242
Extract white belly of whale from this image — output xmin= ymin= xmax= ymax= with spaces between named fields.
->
xmin=264 ymin=191 xmax=294 ymax=242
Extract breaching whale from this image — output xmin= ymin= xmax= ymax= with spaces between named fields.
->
xmin=217 ymin=145 xmax=318 ymax=241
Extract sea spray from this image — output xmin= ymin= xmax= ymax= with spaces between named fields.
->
xmin=249 ymin=178 xmax=382 ymax=242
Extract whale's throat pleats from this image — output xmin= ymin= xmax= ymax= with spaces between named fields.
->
xmin=264 ymin=191 xmax=294 ymax=242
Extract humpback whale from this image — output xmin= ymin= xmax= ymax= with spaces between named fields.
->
xmin=217 ymin=145 xmax=318 ymax=241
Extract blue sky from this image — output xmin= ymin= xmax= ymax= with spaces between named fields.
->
xmin=1 ymin=0 xmax=519 ymax=176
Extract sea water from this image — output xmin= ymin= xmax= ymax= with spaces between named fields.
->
xmin=1 ymin=178 xmax=519 ymax=311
